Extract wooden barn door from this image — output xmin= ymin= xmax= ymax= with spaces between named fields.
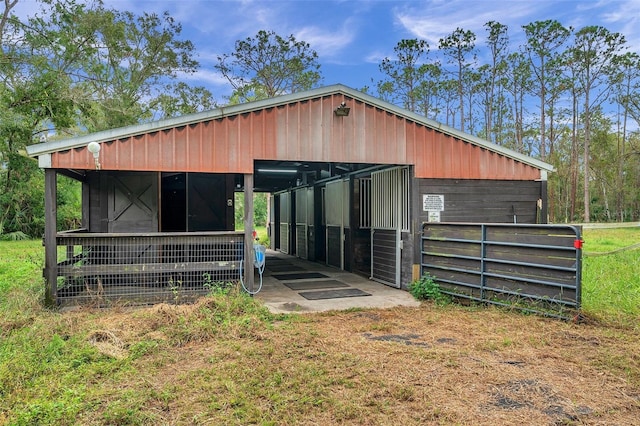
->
xmin=108 ymin=172 xmax=158 ymax=233
xmin=295 ymin=187 xmax=313 ymax=260
xmin=106 ymin=172 xmax=159 ymax=264
xmin=187 ymin=174 xmax=232 ymax=231
xmin=279 ymin=192 xmax=291 ymax=254
xmin=325 ymin=179 xmax=348 ymax=269
xmin=370 ymin=167 xmax=410 ymax=288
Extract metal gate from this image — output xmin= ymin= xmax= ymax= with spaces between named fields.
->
xmin=279 ymin=192 xmax=290 ymax=254
xmin=421 ymin=223 xmax=583 ymax=317
xmin=295 ymin=187 xmax=313 ymax=259
xmin=325 ymin=180 xmax=348 ymax=269
xmin=370 ymin=167 xmax=410 ymax=288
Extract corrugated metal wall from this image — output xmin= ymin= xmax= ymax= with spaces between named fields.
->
xmin=51 ymin=94 xmax=541 ymax=181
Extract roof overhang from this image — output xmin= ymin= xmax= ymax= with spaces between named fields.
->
xmin=26 ymin=84 xmax=554 ymax=174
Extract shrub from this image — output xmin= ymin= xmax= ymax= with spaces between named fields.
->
xmin=409 ymin=273 xmax=450 ymax=305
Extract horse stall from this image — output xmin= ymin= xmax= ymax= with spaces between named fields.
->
xmin=27 ymin=84 xmax=555 ymax=306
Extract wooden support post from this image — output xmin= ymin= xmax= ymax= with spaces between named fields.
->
xmin=44 ymin=169 xmax=58 ymax=307
xmin=81 ymin=178 xmax=90 ymax=230
xmin=540 ymin=180 xmax=549 ymax=224
xmin=411 ymin=166 xmax=422 ymax=282
xmin=243 ymin=173 xmax=255 ymax=294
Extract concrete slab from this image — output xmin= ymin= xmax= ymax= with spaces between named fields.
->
xmin=254 ymin=250 xmax=421 ymax=314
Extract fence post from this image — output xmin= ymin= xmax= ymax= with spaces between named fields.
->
xmin=44 ymin=169 xmax=58 ymax=307
xmin=243 ymin=173 xmax=254 ymax=294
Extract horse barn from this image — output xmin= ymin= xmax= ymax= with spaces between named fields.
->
xmin=28 ymin=84 xmax=582 ymax=311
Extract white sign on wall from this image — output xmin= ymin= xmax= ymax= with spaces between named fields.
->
xmin=428 ymin=211 xmax=441 ymax=223
xmin=423 ymin=194 xmax=444 ymax=212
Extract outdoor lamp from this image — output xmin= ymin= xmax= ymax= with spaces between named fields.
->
xmin=87 ymin=141 xmax=101 ymax=170
xmin=334 ymin=101 xmax=350 ymax=117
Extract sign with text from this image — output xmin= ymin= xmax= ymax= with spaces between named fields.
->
xmin=423 ymin=194 xmax=444 ymax=212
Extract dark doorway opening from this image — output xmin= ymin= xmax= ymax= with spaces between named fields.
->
xmin=160 ymin=172 xmax=234 ymax=232
xmin=161 ymin=173 xmax=187 ymax=231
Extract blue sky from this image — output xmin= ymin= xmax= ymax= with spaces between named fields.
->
xmin=15 ymin=0 xmax=640 ymax=102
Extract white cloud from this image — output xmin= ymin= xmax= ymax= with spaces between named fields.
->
xmin=178 ymin=69 xmax=228 ymax=87
xmin=394 ymin=1 xmax=559 ymax=46
xmin=364 ymin=50 xmax=388 ymax=64
xmin=599 ymin=0 xmax=640 ymax=51
xmin=294 ymin=21 xmax=357 ymax=58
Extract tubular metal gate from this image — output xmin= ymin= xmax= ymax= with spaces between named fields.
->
xmin=421 ymin=223 xmax=582 ymax=318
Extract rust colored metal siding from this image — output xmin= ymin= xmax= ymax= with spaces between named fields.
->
xmin=407 ymin=121 xmax=541 ymax=180
xmin=51 ymin=93 xmax=540 ymax=180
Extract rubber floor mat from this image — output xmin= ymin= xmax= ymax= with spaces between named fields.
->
xmin=299 ymin=288 xmax=371 ymax=300
xmin=265 ymin=258 xmax=290 ymax=263
xmin=272 ymin=272 xmax=329 ymax=280
xmin=283 ymin=280 xmax=349 ymax=291
xmin=267 ymin=265 xmax=305 ymax=272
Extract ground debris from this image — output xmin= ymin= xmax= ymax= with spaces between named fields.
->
xmin=362 ymin=332 xmax=430 ymax=347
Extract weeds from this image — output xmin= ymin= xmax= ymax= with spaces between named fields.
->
xmin=202 ymin=273 xmax=235 ymax=295
xmin=409 ymin=273 xmax=451 ymax=305
xmin=1 ymin=231 xmax=640 ymax=424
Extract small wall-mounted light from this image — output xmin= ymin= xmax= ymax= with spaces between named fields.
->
xmin=257 ymin=168 xmax=298 ymax=174
xmin=87 ymin=141 xmax=101 ymax=170
xmin=334 ymin=101 xmax=350 ymax=117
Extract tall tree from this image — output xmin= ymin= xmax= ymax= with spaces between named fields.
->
xmin=416 ymin=62 xmax=444 ymax=121
xmin=153 ymin=82 xmax=216 ymax=120
xmin=0 ymin=0 xmax=17 ymax=45
xmin=1 ymin=0 xmax=80 ymax=236
xmin=560 ymin=49 xmax=583 ymax=221
xmin=504 ymin=51 xmax=531 ymax=152
xmin=523 ymin=20 xmax=571 ymax=161
xmin=0 ymin=0 xmax=212 ymax=236
xmin=484 ymin=21 xmax=509 ymax=142
xmin=73 ymin=8 xmax=204 ymax=131
xmin=439 ymin=27 xmax=476 ymax=132
xmin=611 ymin=52 xmax=640 ymax=220
xmin=215 ymin=30 xmax=322 ymax=103
xmin=377 ymin=38 xmax=429 ymax=113
xmin=570 ymin=25 xmax=626 ymax=222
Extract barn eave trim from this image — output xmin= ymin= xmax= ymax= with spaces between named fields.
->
xmin=25 ymin=84 xmax=554 ymax=173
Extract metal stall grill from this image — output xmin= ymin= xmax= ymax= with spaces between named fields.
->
xmin=421 ymin=223 xmax=582 ymax=318
xmin=325 ymin=180 xmax=348 ymax=269
xmin=370 ymin=167 xmax=410 ymax=287
xmin=54 ymin=231 xmax=243 ymax=306
xmin=359 ymin=178 xmax=371 ymax=229
xmin=279 ymin=192 xmax=291 ymax=254
xmin=295 ymin=188 xmax=309 ymax=259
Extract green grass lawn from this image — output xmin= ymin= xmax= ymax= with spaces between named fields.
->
xmin=0 ymin=240 xmax=43 ymax=293
xmin=580 ymin=227 xmax=640 ymax=319
xmin=1 ymin=226 xmax=639 ymax=425
xmin=1 ymin=226 xmax=638 ymax=320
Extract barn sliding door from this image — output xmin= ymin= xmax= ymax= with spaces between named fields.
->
xmin=325 ymin=180 xmax=348 ymax=269
xmin=106 ymin=172 xmax=159 ymax=264
xmin=108 ymin=172 xmax=158 ymax=233
xmin=371 ymin=167 xmax=410 ymax=288
xmin=187 ymin=174 xmax=232 ymax=231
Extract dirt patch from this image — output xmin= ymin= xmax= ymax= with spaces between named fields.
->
xmin=362 ymin=332 xmax=431 ymax=347
xmin=87 ymin=329 xmax=128 ymax=360
xmin=63 ymin=302 xmax=640 ymax=424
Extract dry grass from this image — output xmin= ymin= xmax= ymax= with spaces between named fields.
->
xmin=23 ymin=299 xmax=637 ymax=426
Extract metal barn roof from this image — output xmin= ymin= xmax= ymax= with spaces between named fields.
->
xmin=26 ymin=84 xmax=553 ymax=181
